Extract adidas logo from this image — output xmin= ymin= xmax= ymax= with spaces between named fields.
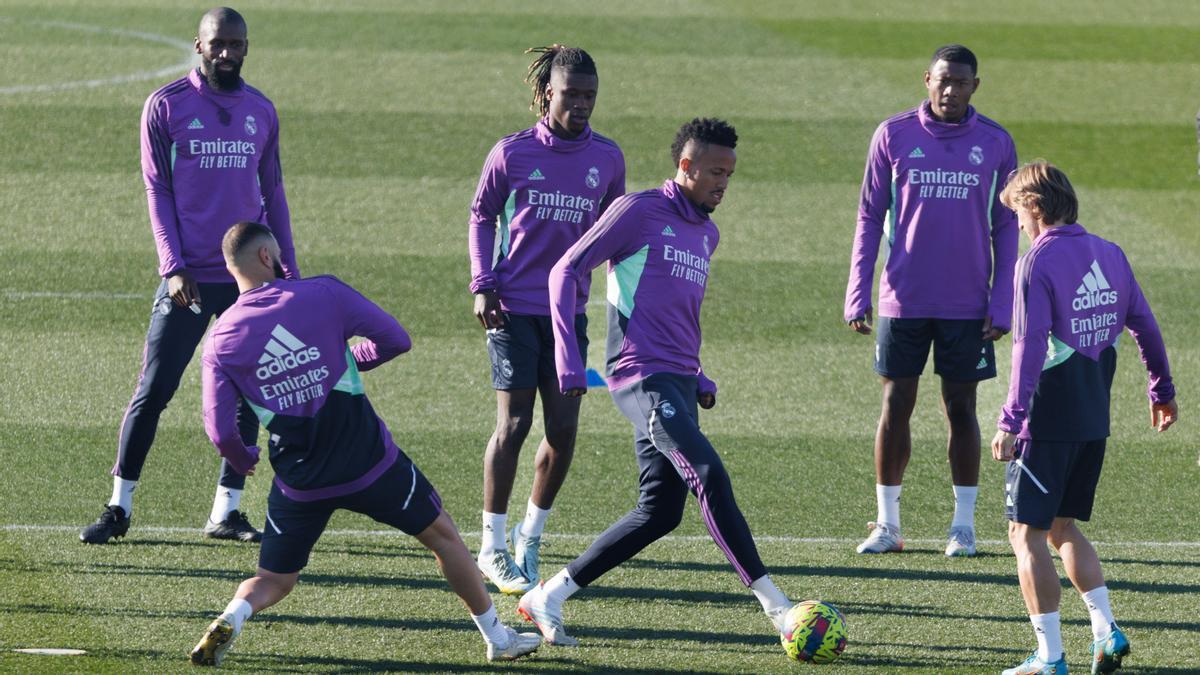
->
xmin=908 ymin=147 xmax=925 ymax=158
xmin=528 ymin=168 xmax=546 ymax=181
xmin=188 ymin=118 xmax=205 ymax=130
xmin=255 ymin=324 xmax=321 ymax=380
xmin=1072 ymin=260 xmax=1118 ymax=310
xmin=976 ymin=357 xmax=988 ymax=370
xmin=661 ymin=226 xmax=676 ymax=237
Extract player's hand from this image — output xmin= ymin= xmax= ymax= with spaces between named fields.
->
xmin=698 ymin=392 xmax=716 ymax=409
xmin=563 ymin=387 xmax=586 ymax=398
xmin=982 ymin=316 xmax=1008 ymax=342
xmin=473 ymin=291 xmax=504 ymax=330
xmin=849 ymin=308 xmax=872 ymax=335
xmin=167 ymin=270 xmax=200 ymax=309
xmin=991 ymin=429 xmax=1018 ymax=461
xmin=1151 ymin=399 xmax=1178 ymax=432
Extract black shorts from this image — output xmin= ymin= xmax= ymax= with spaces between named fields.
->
xmin=259 ymin=457 xmax=442 ymax=574
xmin=486 ymin=312 xmax=588 ymax=390
xmin=874 ymin=317 xmax=996 ymax=381
xmin=1005 ymin=438 xmax=1107 ymax=530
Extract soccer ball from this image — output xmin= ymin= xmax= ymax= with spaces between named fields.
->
xmin=780 ymin=600 xmax=847 ymax=664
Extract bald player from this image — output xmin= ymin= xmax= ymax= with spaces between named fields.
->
xmin=81 ymin=7 xmax=299 ymax=544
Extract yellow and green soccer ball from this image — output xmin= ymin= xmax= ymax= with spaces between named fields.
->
xmin=780 ymin=600 xmax=847 ymax=664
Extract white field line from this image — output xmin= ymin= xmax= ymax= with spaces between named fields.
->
xmin=4 ymin=524 xmax=1200 ymax=548
xmin=4 ymin=291 xmax=146 ymax=300
xmin=0 ymin=18 xmax=199 ymax=95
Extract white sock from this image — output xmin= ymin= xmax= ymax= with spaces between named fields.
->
xmin=750 ymin=575 xmax=791 ymax=628
xmin=543 ymin=569 xmax=579 ymax=606
xmin=876 ymin=484 xmax=901 ymax=529
xmin=209 ymin=487 xmax=242 ymax=525
xmin=481 ymin=511 xmax=507 ymax=553
xmin=220 ymin=597 xmax=253 ymax=633
xmin=109 ymin=477 xmax=137 ymax=516
xmin=470 ymin=603 xmax=509 ymax=645
xmin=1030 ymin=611 xmax=1063 ymax=662
xmin=1080 ymin=586 xmax=1115 ymax=641
xmin=951 ymin=485 xmax=977 ymax=529
xmin=519 ymin=499 xmax=551 ymax=540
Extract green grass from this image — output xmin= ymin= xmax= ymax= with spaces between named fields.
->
xmin=1 ymin=0 xmax=1198 ymax=672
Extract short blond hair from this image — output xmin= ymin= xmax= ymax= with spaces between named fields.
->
xmin=1000 ymin=160 xmax=1078 ymax=225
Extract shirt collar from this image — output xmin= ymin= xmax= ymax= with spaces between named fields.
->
xmin=534 ymin=117 xmax=592 ymax=151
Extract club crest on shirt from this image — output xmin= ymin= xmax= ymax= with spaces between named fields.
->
xmin=244 ymin=115 xmax=257 ymax=136
xmin=968 ymin=145 xmax=984 ymax=166
xmin=585 ymin=166 xmax=600 ymax=189
xmin=702 ymin=235 xmax=711 ymax=257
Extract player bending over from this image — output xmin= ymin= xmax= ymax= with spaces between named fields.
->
xmin=190 ymin=222 xmax=539 ymax=666
xmin=992 ymin=163 xmax=1177 ymax=675
xmin=518 ymin=118 xmax=793 ymax=646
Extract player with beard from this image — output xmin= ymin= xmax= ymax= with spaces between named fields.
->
xmin=468 ymin=45 xmax=625 ymax=593
xmin=844 ymin=44 xmax=1018 ymax=557
xmin=80 ymin=7 xmax=300 ymax=544
xmin=189 ymin=223 xmax=540 ymax=666
xmin=518 ymin=119 xmax=794 ymax=646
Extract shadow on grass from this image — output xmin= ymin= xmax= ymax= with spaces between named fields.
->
xmin=106 ymin=646 xmax=729 ymax=673
xmin=839 ymin=600 xmax=1200 ymax=632
xmin=615 ymin=557 xmax=1200 ymax=595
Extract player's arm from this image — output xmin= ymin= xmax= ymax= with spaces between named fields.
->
xmin=993 ymin=259 xmax=1052 ymax=460
xmin=468 ymin=142 xmax=509 ymax=329
xmin=201 ymin=349 xmax=260 ymax=475
xmin=1122 ymin=263 xmax=1177 ymax=431
xmin=259 ymin=107 xmax=299 ymax=279
xmin=141 ymin=95 xmax=199 ymax=308
xmin=985 ymin=139 xmax=1020 ymax=339
xmin=845 ymin=123 xmax=891 ymax=333
xmin=697 ymin=368 xmax=718 ymax=409
xmin=549 ymin=196 xmax=643 ymax=396
xmin=326 ymin=278 xmax=412 ymax=371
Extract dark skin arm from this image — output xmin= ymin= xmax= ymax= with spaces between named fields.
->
xmin=473 ymin=290 xmax=504 ymax=330
xmin=167 ymin=269 xmax=200 ymax=308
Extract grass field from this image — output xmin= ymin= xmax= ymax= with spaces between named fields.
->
xmin=2 ymin=1 xmax=1199 ymax=672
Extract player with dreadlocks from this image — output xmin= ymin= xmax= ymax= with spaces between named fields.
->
xmin=468 ymin=45 xmax=626 ymax=595
xmin=518 ymin=118 xmax=795 ymax=647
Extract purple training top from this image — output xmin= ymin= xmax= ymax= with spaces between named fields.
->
xmin=845 ymin=101 xmax=1018 ymax=328
xmin=469 ymin=118 xmax=625 ymax=315
xmin=142 ymin=68 xmax=299 ymax=283
xmin=202 ymin=276 xmax=411 ymax=501
xmin=999 ymin=224 xmax=1174 ymax=440
xmin=550 ymin=180 xmax=718 ymax=394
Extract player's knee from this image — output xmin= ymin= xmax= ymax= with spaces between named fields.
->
xmin=494 ymin=412 xmax=534 ymax=447
xmin=1047 ymin=518 xmax=1078 ymax=549
xmin=942 ymin=394 xmax=977 ymax=428
xmin=542 ymin=418 xmax=578 ymax=451
xmin=637 ymin=500 xmax=685 ymax=535
xmin=880 ymin=385 xmax=917 ymax=420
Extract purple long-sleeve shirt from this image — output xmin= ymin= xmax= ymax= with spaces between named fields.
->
xmin=469 ymin=119 xmax=625 ymax=315
xmin=999 ymin=224 xmax=1174 ymax=440
xmin=142 ymin=69 xmax=298 ymax=282
xmin=550 ymin=180 xmax=718 ymax=394
xmin=202 ymin=276 xmax=410 ymax=501
xmin=845 ymin=102 xmax=1017 ymax=328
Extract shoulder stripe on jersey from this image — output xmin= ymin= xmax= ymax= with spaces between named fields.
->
xmin=591 ymin=132 xmax=622 ymax=150
xmin=566 ymin=189 xmax=660 ymax=268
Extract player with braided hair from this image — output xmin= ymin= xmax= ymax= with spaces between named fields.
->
xmin=517 ymin=118 xmax=794 ymax=647
xmin=468 ymin=45 xmax=625 ymax=595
